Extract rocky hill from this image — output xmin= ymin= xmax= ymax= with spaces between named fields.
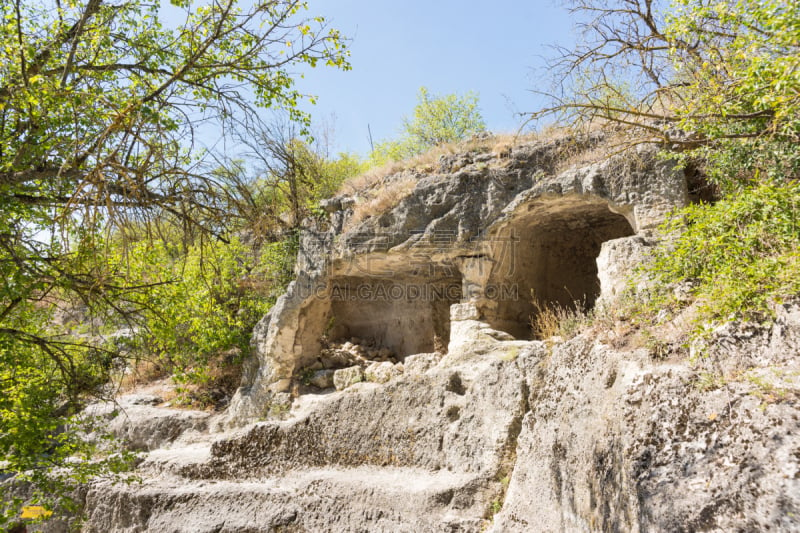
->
xmin=40 ymin=134 xmax=800 ymax=532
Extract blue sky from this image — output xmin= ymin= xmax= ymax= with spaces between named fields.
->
xmin=292 ymin=1 xmax=576 ymax=155
xmin=160 ymin=1 xmax=577 ymax=157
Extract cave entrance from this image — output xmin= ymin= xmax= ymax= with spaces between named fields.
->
xmin=487 ymin=199 xmax=635 ymax=339
xmin=326 ymin=271 xmax=462 ymax=359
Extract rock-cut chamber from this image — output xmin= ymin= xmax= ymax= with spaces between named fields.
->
xmin=485 ymin=198 xmax=635 ymax=339
xmin=326 ymin=270 xmax=462 ymax=357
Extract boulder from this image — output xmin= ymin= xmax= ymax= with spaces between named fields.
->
xmin=333 ymin=366 xmax=364 ymax=390
xmin=364 ymin=361 xmax=402 ymax=384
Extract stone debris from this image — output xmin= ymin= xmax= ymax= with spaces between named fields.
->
xmin=403 ymin=352 xmax=442 ymax=375
xmin=332 ymin=365 xmax=365 ymax=390
xmin=307 ymin=369 xmax=335 ymax=389
xmin=318 ymin=338 xmax=398 ymax=369
xmin=364 ymin=361 xmax=402 ymax=384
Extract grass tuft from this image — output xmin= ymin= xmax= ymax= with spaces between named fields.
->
xmin=530 ymin=296 xmax=592 ymax=340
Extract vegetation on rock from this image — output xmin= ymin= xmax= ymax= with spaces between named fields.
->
xmin=370 ymin=86 xmax=486 ymax=164
xmin=537 ymin=0 xmax=800 ymax=328
xmin=649 ymin=182 xmax=800 ymax=323
xmin=0 ymin=0 xmax=348 ymax=523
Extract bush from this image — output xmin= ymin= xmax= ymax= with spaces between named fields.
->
xmin=647 ymin=181 xmax=800 ymax=322
xmin=369 ymin=87 xmax=485 ymax=165
xmin=123 ymin=235 xmax=282 ymax=390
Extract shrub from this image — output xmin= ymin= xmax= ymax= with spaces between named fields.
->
xmin=123 ymin=235 xmax=279 ymax=391
xmin=369 ymin=87 xmax=485 ymax=166
xmin=344 ymin=175 xmax=418 ymax=229
xmin=646 ymin=181 xmax=800 ymax=323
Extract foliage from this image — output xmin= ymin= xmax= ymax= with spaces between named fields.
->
xmin=232 ymin=116 xmax=367 ymax=232
xmin=665 ymin=0 xmax=800 ymax=190
xmin=535 ymin=0 xmax=799 ymax=189
xmin=0 ymin=0 xmax=348 ymax=519
xmin=647 ymin=182 xmax=800 ymax=323
xmin=258 ymin=231 xmax=301 ymax=292
xmin=0 ymin=330 xmax=137 ymax=527
xmin=121 ymin=235 xmax=276 ymax=385
xmin=370 ymin=138 xmax=416 ymax=166
xmin=404 ymin=87 xmax=486 ymax=148
xmin=314 ymin=152 xmax=368 ymax=201
xmin=0 ymin=0 xmax=349 ymax=232
xmin=370 ymin=87 xmax=485 ymax=164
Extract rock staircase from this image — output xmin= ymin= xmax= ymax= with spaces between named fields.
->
xmin=80 ymin=341 xmax=536 ymax=532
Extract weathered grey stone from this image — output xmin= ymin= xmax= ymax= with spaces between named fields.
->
xmin=226 ymin=136 xmax=689 ymax=423
xmin=84 ymin=396 xmax=211 ymax=452
xmin=122 ymin=393 xmax=163 ymax=406
xmin=318 ymin=197 xmax=342 ymax=213
xmin=596 ymin=234 xmax=654 ymax=305
xmin=364 ymin=361 xmax=401 ymax=383
xmin=80 ymin=468 xmax=488 ymax=533
xmin=73 ymin=308 xmax=800 ymax=532
xmin=308 ymin=369 xmax=335 ymax=388
xmin=450 ymin=302 xmax=480 ymax=321
xmin=333 ymin=365 xmax=364 ymax=390
xmin=195 ymin=355 xmax=526 ymax=479
xmin=403 ymin=352 xmax=442 ymax=374
xmin=490 ymin=321 xmax=800 ymax=533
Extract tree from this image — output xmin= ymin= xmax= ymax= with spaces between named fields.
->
xmin=531 ymin=0 xmax=800 ymax=190
xmin=665 ymin=0 xmax=800 ymax=187
xmin=0 ymin=0 xmax=348 ymax=521
xmin=229 ymin=115 xmax=366 ymax=234
xmin=531 ymin=0 xmax=800 ymax=328
xmin=403 ymin=87 xmax=486 ymax=150
xmin=371 ymin=87 xmax=485 ymax=163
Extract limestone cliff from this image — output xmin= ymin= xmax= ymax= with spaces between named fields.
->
xmin=46 ymin=134 xmax=799 ymax=532
xmin=227 ymin=135 xmax=686 ymax=422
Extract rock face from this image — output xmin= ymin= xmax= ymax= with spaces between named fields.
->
xmin=227 ymin=134 xmax=689 ymax=423
xmin=332 ymin=365 xmax=365 ymax=390
xmin=85 ymin=394 xmax=212 ymax=452
xmin=47 ymin=135 xmax=800 ymax=531
xmin=492 ymin=304 xmax=800 ymax=533
xmin=76 ymin=312 xmax=800 ymax=532
xmin=81 ymin=345 xmax=531 ymax=532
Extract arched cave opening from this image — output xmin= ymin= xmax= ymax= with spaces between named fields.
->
xmin=486 ymin=199 xmax=635 ymax=339
xmin=325 ymin=270 xmax=462 ymax=359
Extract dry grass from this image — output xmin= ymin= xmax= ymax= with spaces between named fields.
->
xmin=337 ymin=131 xmax=549 ymax=230
xmin=554 ymin=138 xmax=612 ymax=172
xmin=337 ymin=132 xmax=541 ymax=197
xmin=336 ymin=143 xmax=461 ymax=197
xmin=548 ymin=114 xmax=681 ymax=174
xmin=118 ymin=358 xmax=170 ymax=392
xmin=344 ymin=175 xmax=418 ymax=230
xmin=116 ymin=350 xmax=243 ymax=411
xmin=530 ymin=297 xmax=592 ymax=340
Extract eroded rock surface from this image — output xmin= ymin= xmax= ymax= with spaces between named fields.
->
xmin=80 ymin=345 xmax=531 ymax=532
xmin=228 ymin=134 xmax=688 ymax=423
xmin=42 ymin=136 xmax=799 ymax=532
xmin=85 ymin=394 xmax=212 ymax=452
xmin=492 ymin=310 xmax=800 ymax=533
xmin=77 ymin=311 xmax=800 ymax=532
